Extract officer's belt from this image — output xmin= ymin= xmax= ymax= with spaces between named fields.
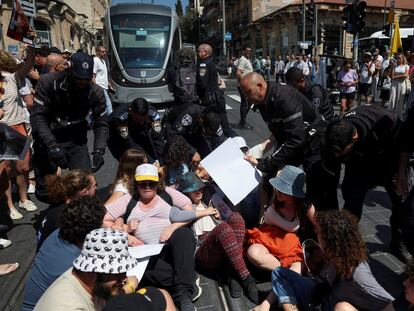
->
xmin=52 ymin=117 xmax=86 ymax=128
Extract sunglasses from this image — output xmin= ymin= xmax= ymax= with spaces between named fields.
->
xmin=138 ymin=181 xmax=158 ymax=189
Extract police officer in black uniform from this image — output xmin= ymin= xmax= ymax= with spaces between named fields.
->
xmin=241 ymin=72 xmax=336 ymax=212
xmin=163 ymin=103 xmax=226 ymax=159
xmin=324 ymin=104 xmax=410 ymax=261
xmin=31 ymin=51 xmax=108 ymax=202
xmin=108 ymin=98 xmax=165 ymax=163
xmin=285 ymin=67 xmax=335 ymax=121
xmin=196 ymin=44 xmax=236 ymax=138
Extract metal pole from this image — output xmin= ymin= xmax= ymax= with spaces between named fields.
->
xmin=383 ymin=0 xmax=387 ymax=27
xmin=302 ymin=0 xmax=306 ymax=53
xmin=353 ymin=33 xmax=358 ymax=61
xmin=314 ymin=3 xmax=318 ymax=56
xmin=222 ymin=0 xmax=227 ymax=59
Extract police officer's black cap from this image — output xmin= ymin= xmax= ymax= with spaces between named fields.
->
xmin=70 ymin=52 xmax=94 ymax=80
xmin=201 ymin=110 xmax=221 ymax=133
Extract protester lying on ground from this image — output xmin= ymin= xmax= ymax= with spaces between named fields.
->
xmin=36 ymin=169 xmax=97 ymax=248
xmin=253 ymin=210 xmax=395 ymax=311
xmin=105 ymin=149 xmax=148 ymax=205
xmin=23 ymin=197 xmax=105 ymax=311
xmin=33 ymin=228 xmax=140 ymax=311
xmin=168 ymin=171 xmax=259 ymax=303
xmin=245 ymin=165 xmax=315 ymax=275
xmin=103 ymin=164 xmax=199 ymax=311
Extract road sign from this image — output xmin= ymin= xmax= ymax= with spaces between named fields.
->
xmin=298 ymin=41 xmax=309 ymax=49
xmin=21 ymin=0 xmax=36 ymax=18
xmin=225 ymin=32 xmax=232 ymax=41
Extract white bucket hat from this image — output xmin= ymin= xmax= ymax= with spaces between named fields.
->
xmin=73 ymin=228 xmax=138 ymax=274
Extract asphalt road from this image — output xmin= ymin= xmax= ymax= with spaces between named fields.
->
xmin=0 ymin=79 xmax=409 ymax=311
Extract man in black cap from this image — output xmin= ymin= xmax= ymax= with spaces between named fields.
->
xmin=31 ymin=51 xmax=108 ymax=202
xmin=108 ymin=98 xmax=165 ymax=163
xmin=285 ymin=67 xmax=335 ymax=121
xmin=163 ymin=104 xmax=226 ymax=159
xmin=324 ymin=105 xmax=410 ymax=262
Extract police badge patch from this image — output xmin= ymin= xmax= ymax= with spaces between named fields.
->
xmin=152 ymin=121 xmax=162 ymax=133
xmin=216 ymin=125 xmax=223 ymax=137
xmin=311 ymin=97 xmax=320 ymax=108
xmin=199 ymin=68 xmax=207 ymax=77
xmin=181 ymin=114 xmax=193 ymax=126
xmin=118 ymin=126 xmax=128 ymax=139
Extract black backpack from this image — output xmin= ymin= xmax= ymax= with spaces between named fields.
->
xmin=123 ymin=190 xmax=173 ymax=222
xmin=173 ymin=65 xmax=198 ymax=104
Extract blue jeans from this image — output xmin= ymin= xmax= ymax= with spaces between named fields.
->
xmin=103 ymin=89 xmax=113 ymax=115
xmin=272 ymin=267 xmax=316 ymax=308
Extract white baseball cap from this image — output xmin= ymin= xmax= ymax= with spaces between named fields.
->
xmin=135 ymin=164 xmax=159 ymax=182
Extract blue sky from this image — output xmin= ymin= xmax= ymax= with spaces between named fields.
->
xmin=112 ymin=0 xmax=189 ymax=10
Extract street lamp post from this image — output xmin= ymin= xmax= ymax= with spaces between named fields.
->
xmin=222 ymin=0 xmax=226 ymax=59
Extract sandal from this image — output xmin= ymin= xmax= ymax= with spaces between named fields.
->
xmin=0 ymin=263 xmax=19 ymax=276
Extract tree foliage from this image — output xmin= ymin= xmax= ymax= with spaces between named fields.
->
xmin=180 ymin=9 xmax=204 ymax=44
xmin=175 ymin=0 xmax=183 ymax=17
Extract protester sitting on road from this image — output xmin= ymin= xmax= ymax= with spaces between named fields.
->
xmin=172 ymin=172 xmax=259 ymax=303
xmin=23 ymin=197 xmax=105 ymax=311
xmin=253 ymin=210 xmax=395 ymax=311
xmin=161 ymin=136 xmax=192 ymax=188
xmin=245 ymin=166 xmax=312 ymax=275
xmin=103 ymin=164 xmax=198 ymax=311
xmin=33 ymin=228 xmax=140 ymax=311
xmin=0 ymin=47 xmax=38 ymax=220
xmin=105 ymin=149 xmax=148 ymax=205
xmin=36 ymin=170 xmax=97 ymax=248
xmin=404 ymin=259 xmax=414 ymax=307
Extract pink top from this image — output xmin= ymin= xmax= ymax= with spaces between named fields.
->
xmin=106 ymin=187 xmax=192 ymax=244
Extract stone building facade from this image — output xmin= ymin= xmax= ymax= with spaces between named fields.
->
xmin=200 ymin=0 xmax=414 ymax=59
xmin=0 ymin=0 xmax=109 ymax=56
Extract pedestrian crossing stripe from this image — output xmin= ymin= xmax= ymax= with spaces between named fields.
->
xmin=227 ymin=94 xmax=241 ymax=103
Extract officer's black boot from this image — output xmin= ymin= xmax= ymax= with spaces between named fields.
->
xmin=390 ymin=229 xmax=413 ymax=263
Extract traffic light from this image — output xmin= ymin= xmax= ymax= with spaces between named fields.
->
xmin=354 ymin=1 xmax=367 ymax=34
xmin=307 ymin=0 xmax=315 ymax=23
xmin=382 ymin=24 xmax=392 ymax=37
xmin=341 ymin=4 xmax=353 ymax=33
xmin=320 ymin=23 xmax=326 ymax=43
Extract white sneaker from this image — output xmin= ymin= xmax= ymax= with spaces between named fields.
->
xmin=19 ymin=200 xmax=38 ymax=212
xmin=9 ymin=207 xmax=23 ymax=220
xmin=27 ymin=183 xmax=36 ymax=194
xmin=0 ymin=238 xmax=11 ymax=249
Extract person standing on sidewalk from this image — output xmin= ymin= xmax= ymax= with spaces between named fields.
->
xmin=274 ymin=56 xmax=285 ymax=83
xmin=93 ymin=46 xmax=113 ymax=115
xmin=0 ymin=47 xmax=38 ymax=220
xmin=235 ymin=45 xmax=253 ymax=129
xmin=264 ymin=56 xmax=271 ymax=81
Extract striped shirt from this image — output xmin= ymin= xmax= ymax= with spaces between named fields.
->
xmin=106 ymin=187 xmax=192 ymax=244
xmin=0 ymin=72 xmax=26 ymax=126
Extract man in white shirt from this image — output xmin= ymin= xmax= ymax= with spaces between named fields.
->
xmin=235 ymin=45 xmax=254 ymax=129
xmin=93 ymin=46 xmax=113 ymax=115
xmin=293 ymin=54 xmax=309 ymax=76
xmin=274 ymin=56 xmax=285 ymax=82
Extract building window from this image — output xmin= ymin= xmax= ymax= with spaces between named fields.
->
xmin=34 ymin=20 xmax=51 ymax=47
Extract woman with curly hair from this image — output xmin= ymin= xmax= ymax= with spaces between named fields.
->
xmin=37 ymin=169 xmax=97 ymax=248
xmin=22 ymin=196 xmax=105 ymax=311
xmin=253 ymin=210 xmax=395 ymax=311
